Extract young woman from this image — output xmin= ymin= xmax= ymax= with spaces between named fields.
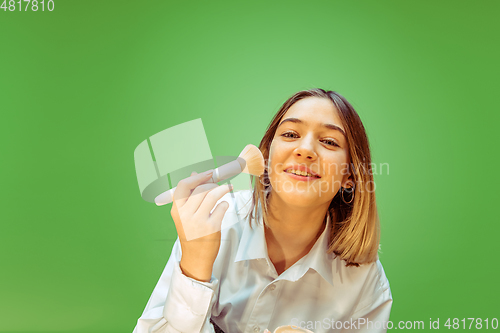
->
xmin=133 ymin=89 xmax=393 ymax=333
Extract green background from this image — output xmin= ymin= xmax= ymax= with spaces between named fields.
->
xmin=1 ymin=0 xmax=499 ymax=332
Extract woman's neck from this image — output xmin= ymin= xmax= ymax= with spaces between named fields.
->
xmin=264 ymin=194 xmax=329 ymax=275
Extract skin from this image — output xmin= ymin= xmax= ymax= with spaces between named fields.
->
xmin=171 ymin=171 xmax=232 ymax=282
xmin=265 ymin=96 xmax=353 ymax=275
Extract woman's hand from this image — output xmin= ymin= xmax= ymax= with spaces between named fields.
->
xmin=170 ymin=170 xmax=233 ymax=282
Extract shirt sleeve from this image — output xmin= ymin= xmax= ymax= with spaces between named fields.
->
xmin=132 ymin=238 xmax=220 ymax=333
xmin=348 ymin=286 xmax=392 ymax=332
xmin=346 ymin=261 xmax=393 ymax=333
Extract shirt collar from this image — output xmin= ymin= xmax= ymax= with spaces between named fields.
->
xmin=234 ymin=210 xmax=335 ymax=286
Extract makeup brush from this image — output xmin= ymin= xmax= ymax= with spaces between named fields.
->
xmin=154 ymin=144 xmax=264 ymax=206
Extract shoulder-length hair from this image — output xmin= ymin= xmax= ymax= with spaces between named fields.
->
xmin=247 ymin=88 xmax=380 ymax=266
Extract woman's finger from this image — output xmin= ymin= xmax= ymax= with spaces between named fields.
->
xmin=197 ymin=184 xmax=233 ymax=218
xmin=173 ymin=170 xmax=214 ymax=207
xmin=183 ymin=183 xmax=219 ymax=216
xmin=207 ymin=200 xmax=230 ymax=227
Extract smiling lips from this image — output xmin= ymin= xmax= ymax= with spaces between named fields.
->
xmin=284 ymin=167 xmax=321 ymax=179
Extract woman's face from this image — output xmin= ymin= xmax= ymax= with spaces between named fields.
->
xmin=267 ymin=97 xmax=351 ymax=208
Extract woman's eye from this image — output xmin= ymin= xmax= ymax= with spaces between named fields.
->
xmin=322 ymin=139 xmax=339 ymax=147
xmin=281 ymin=132 xmax=298 ymax=138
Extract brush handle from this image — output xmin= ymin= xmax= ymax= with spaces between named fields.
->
xmin=154 ymin=160 xmax=243 ymax=206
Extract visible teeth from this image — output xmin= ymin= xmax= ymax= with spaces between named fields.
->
xmin=287 ymin=169 xmax=315 ymax=177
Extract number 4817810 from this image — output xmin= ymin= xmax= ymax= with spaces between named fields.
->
xmin=1 ymin=0 xmax=55 ymax=11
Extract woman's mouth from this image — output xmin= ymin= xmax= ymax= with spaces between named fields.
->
xmin=284 ymin=169 xmax=321 ymax=181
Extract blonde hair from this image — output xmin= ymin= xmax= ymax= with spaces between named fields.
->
xmin=247 ymin=89 xmax=380 ymax=266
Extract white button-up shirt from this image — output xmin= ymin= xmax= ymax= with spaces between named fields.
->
xmin=133 ymin=190 xmax=393 ymax=333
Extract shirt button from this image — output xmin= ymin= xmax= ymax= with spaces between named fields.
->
xmin=253 ymin=325 xmax=260 ymax=332
xmin=269 ymin=284 xmax=276 ymax=291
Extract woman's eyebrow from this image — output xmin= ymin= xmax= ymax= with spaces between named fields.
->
xmin=278 ymin=117 xmax=346 ymax=137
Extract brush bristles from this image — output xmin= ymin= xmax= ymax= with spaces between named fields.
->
xmin=238 ymin=144 xmax=265 ymax=176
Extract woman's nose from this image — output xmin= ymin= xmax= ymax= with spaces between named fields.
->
xmin=294 ymin=137 xmax=317 ymax=160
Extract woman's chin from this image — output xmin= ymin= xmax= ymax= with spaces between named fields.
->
xmin=275 ymin=189 xmax=330 ymax=208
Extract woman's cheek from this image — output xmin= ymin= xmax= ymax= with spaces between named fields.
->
xmin=323 ymin=163 xmax=341 ymax=193
xmin=268 ymin=145 xmax=286 ymax=175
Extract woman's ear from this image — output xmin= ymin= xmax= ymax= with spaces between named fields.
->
xmin=340 ymin=164 xmax=353 ymax=189
xmin=342 ymin=175 xmax=355 ymax=189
